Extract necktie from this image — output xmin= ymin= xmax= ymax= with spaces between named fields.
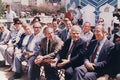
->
xmin=0 ymin=32 xmax=3 ymax=39
xmin=66 ymin=29 xmax=69 ymax=39
xmin=67 ymin=41 xmax=76 ymax=59
xmin=91 ymin=42 xmax=100 ymax=63
xmin=47 ymin=40 xmax=51 ymax=54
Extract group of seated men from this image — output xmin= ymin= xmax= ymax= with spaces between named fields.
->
xmin=0 ymin=16 xmax=120 ymax=80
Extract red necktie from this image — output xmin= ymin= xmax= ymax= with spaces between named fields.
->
xmin=91 ymin=42 xmax=100 ymax=63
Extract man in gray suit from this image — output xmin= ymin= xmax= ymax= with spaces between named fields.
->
xmin=33 ymin=27 xmax=64 ymax=80
xmin=71 ymin=25 xmax=114 ymax=80
xmin=12 ymin=22 xmax=44 ymax=79
xmin=0 ymin=23 xmax=10 ymax=44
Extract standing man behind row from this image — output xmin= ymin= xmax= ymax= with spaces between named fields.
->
xmin=5 ymin=4 xmax=16 ymax=30
xmin=74 ymin=6 xmax=83 ymax=26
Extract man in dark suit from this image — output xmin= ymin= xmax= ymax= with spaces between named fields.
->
xmin=57 ymin=25 xmax=87 ymax=80
xmin=60 ymin=20 xmax=73 ymax=42
xmin=33 ymin=27 xmax=64 ymax=80
xmin=71 ymin=25 xmax=114 ymax=80
xmin=97 ymin=42 xmax=120 ymax=80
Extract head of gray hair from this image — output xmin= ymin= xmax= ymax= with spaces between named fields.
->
xmin=71 ymin=25 xmax=82 ymax=33
xmin=43 ymin=27 xmax=54 ymax=35
xmin=95 ymin=25 xmax=108 ymax=33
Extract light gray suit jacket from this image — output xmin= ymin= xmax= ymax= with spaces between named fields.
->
xmin=39 ymin=35 xmax=64 ymax=59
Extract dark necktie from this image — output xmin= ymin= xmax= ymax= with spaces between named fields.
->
xmin=48 ymin=40 xmax=51 ymax=54
xmin=0 ymin=32 xmax=3 ymax=37
xmin=67 ymin=41 xmax=76 ymax=59
xmin=91 ymin=42 xmax=100 ymax=63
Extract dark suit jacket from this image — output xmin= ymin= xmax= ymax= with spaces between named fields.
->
xmin=58 ymin=38 xmax=87 ymax=68
xmin=85 ymin=39 xmax=114 ymax=76
xmin=60 ymin=29 xmax=69 ymax=42
xmin=16 ymin=33 xmax=26 ymax=49
xmin=86 ymin=39 xmax=114 ymax=63
xmin=100 ymin=42 xmax=120 ymax=77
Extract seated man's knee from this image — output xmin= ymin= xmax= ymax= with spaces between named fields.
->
xmin=84 ymin=72 xmax=97 ymax=80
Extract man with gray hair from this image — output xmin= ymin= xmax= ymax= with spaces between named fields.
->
xmin=71 ymin=25 xmax=114 ymax=80
xmin=57 ymin=25 xmax=87 ymax=80
xmin=32 ymin=27 xmax=63 ymax=80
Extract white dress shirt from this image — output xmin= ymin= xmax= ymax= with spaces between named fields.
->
xmin=5 ymin=10 xmax=16 ymax=22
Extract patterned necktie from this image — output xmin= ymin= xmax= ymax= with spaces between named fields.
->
xmin=91 ymin=42 xmax=100 ymax=63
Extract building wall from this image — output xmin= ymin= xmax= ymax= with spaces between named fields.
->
xmin=118 ymin=0 xmax=120 ymax=8
xmin=66 ymin=0 xmax=117 ymax=20
xmin=2 ymin=0 xmax=12 ymax=4
xmin=28 ymin=0 xmax=45 ymax=6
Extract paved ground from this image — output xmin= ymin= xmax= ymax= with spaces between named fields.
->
xmin=0 ymin=52 xmax=64 ymax=80
xmin=0 ymin=67 xmax=28 ymax=80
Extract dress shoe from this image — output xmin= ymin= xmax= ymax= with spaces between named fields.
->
xmin=13 ymin=72 xmax=22 ymax=79
xmin=4 ymin=67 xmax=12 ymax=72
xmin=0 ymin=61 xmax=5 ymax=67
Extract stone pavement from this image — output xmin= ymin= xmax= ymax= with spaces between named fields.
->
xmin=0 ymin=66 xmax=65 ymax=80
xmin=0 ymin=67 xmax=28 ymax=80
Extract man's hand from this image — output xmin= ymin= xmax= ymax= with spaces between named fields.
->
xmin=34 ymin=55 xmax=44 ymax=65
xmin=7 ymin=44 xmax=14 ymax=47
xmin=28 ymin=53 xmax=34 ymax=57
xmin=84 ymin=61 xmax=95 ymax=71
xmin=23 ymin=52 xmax=29 ymax=56
xmin=50 ymin=58 xmax=58 ymax=67
xmin=57 ymin=59 xmax=70 ymax=68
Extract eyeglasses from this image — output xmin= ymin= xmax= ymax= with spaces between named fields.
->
xmin=33 ymin=27 xmax=41 ymax=28
xmin=98 ymin=21 xmax=104 ymax=23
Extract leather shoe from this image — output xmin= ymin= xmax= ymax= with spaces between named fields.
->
xmin=13 ymin=72 xmax=22 ymax=79
xmin=4 ymin=67 xmax=12 ymax=72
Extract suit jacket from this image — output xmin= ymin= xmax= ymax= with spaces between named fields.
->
xmin=85 ymin=39 xmax=114 ymax=75
xmin=58 ymin=38 xmax=87 ymax=68
xmin=16 ymin=33 xmax=26 ymax=49
xmin=86 ymin=39 xmax=114 ymax=63
xmin=100 ymin=42 xmax=120 ymax=77
xmin=60 ymin=29 xmax=70 ymax=42
xmin=39 ymin=35 xmax=63 ymax=59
